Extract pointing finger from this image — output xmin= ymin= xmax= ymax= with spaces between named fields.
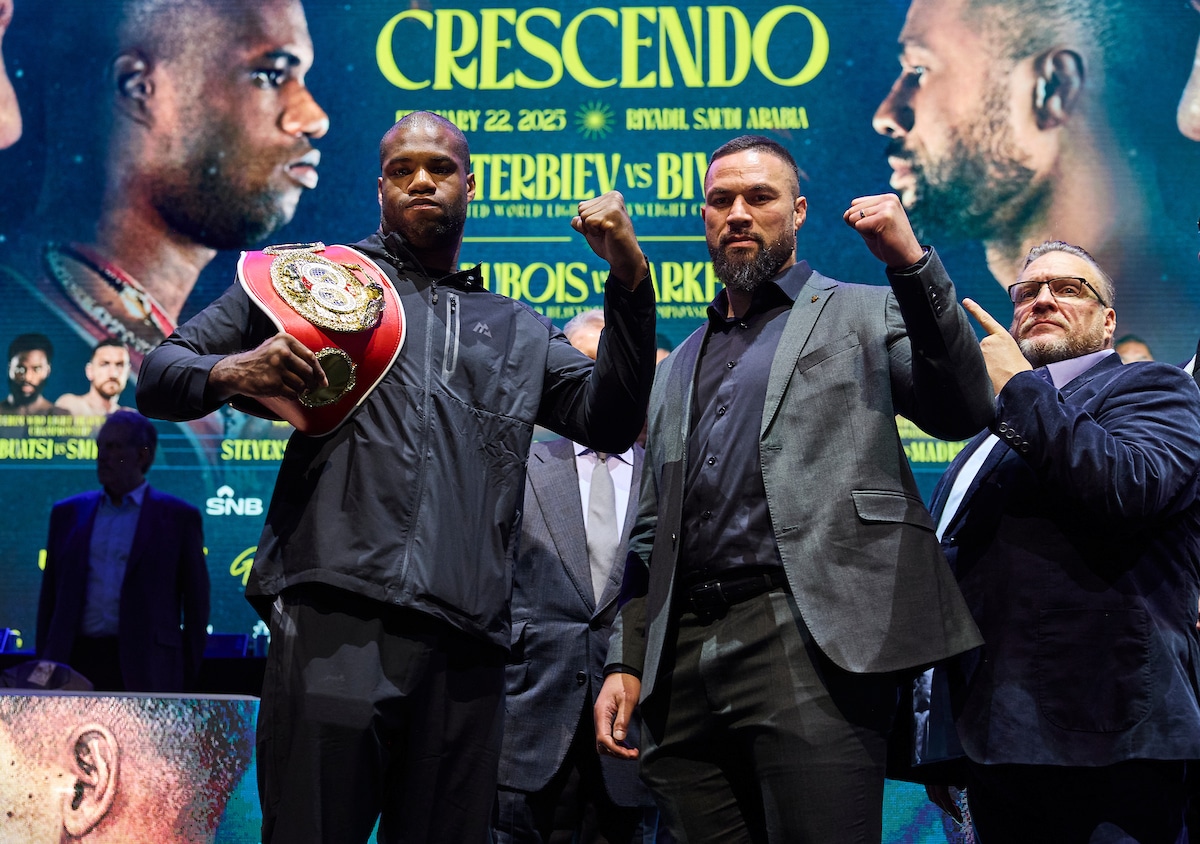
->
xmin=962 ymin=298 xmax=1009 ymax=336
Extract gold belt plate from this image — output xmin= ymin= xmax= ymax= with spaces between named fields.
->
xmin=269 ymin=247 xmax=384 ymax=332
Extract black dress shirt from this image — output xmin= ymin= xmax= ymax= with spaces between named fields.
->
xmin=679 ymin=262 xmax=813 ymax=585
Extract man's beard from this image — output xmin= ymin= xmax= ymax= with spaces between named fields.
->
xmin=1016 ymin=319 xmax=1108 ymax=367
xmin=8 ymin=381 xmax=40 ymax=407
xmin=96 ymin=380 xmax=124 ymax=400
xmin=898 ymin=82 xmax=1046 ymax=244
xmin=388 ymin=201 xmax=468 ymax=257
xmin=708 ymin=227 xmax=795 ymax=293
xmin=154 ymin=126 xmax=302 ymax=251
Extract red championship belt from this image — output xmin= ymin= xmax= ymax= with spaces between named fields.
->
xmin=237 ymin=242 xmax=405 ymax=436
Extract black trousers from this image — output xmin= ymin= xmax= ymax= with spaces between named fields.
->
xmin=257 ymin=586 xmax=506 ymax=844
xmin=967 ymin=759 xmax=1189 ymax=844
xmin=639 ymin=588 xmax=900 ymax=844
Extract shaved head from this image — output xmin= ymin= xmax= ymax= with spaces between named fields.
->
xmin=380 ymin=111 xmax=471 ymax=172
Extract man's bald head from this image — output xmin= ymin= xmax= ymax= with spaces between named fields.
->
xmin=0 ymin=694 xmax=254 ymax=839
xmin=380 ymin=111 xmax=471 ymax=172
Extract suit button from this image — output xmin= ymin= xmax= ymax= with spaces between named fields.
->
xmin=576 ymin=671 xmax=587 ymax=686
xmin=998 ymin=422 xmax=1009 ymax=432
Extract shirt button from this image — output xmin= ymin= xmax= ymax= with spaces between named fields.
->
xmin=707 ymin=456 xmax=716 ymax=466
xmin=726 ymin=361 xmax=736 ymax=369
xmin=576 ymin=671 xmax=586 ymax=686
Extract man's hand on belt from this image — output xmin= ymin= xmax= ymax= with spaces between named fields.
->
xmin=207 ymin=331 xmax=327 ymax=402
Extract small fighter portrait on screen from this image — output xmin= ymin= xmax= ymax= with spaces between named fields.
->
xmin=3 ymin=333 xmax=68 ymax=416
xmin=54 ymin=339 xmax=131 ymax=417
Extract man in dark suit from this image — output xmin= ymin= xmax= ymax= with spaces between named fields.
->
xmin=595 ymin=135 xmax=994 ymax=842
xmin=925 ymin=241 xmax=1200 ymax=840
xmin=37 ymin=410 xmax=210 ymax=691
xmin=494 ymin=309 xmax=661 ymax=844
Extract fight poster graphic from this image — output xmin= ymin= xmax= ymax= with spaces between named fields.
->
xmin=0 ymin=0 xmax=1196 ymax=686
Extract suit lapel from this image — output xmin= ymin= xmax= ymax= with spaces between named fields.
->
xmin=761 ymin=272 xmax=838 ymax=436
xmin=931 ymin=432 xmax=990 ymax=519
xmin=527 ymin=439 xmax=594 ymax=608
xmin=937 ymin=433 xmax=1010 ymax=537
xmin=1058 ymin=353 xmax=1122 ymax=398
xmin=66 ymin=493 xmax=104 ymax=581
xmin=124 ymin=486 xmax=157 ymax=583
xmin=643 ymin=332 xmax=704 ymax=615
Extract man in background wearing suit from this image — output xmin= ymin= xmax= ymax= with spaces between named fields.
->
xmin=494 ymin=308 xmax=663 ymax=844
xmin=595 ymin=135 xmax=993 ymax=842
xmin=37 ymin=409 xmax=210 ymax=691
xmin=926 ymin=241 xmax=1200 ymax=840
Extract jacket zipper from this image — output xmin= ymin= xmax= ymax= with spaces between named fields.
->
xmin=442 ymin=291 xmax=460 ymax=379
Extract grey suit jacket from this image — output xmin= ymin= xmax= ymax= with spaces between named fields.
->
xmin=608 ymin=251 xmax=993 ymax=699
xmin=499 ymin=437 xmax=653 ymax=805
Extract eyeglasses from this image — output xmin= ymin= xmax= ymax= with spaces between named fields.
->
xmin=1007 ymin=276 xmax=1108 ymax=307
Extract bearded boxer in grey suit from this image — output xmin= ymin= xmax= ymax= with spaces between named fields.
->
xmin=595 ymin=135 xmax=994 ymax=843
xmin=494 ymin=310 xmax=663 ymax=844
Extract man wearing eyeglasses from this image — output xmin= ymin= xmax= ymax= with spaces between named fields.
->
xmin=922 ymin=240 xmax=1200 ymax=840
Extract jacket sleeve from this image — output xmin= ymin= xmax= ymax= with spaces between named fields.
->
xmin=604 ymin=349 xmax=676 ymax=677
xmin=137 ymin=282 xmax=276 ymax=422
xmin=536 ymin=273 xmax=657 ymax=454
xmin=604 ymin=449 xmax=658 ymax=677
xmin=992 ymin=361 xmax=1200 ymax=523
xmin=885 ymin=248 xmax=994 ymax=441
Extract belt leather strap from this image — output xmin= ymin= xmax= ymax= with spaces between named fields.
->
xmin=685 ymin=569 xmax=788 ymax=618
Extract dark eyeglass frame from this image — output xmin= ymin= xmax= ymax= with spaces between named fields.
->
xmin=1006 ymin=276 xmax=1108 ymax=308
